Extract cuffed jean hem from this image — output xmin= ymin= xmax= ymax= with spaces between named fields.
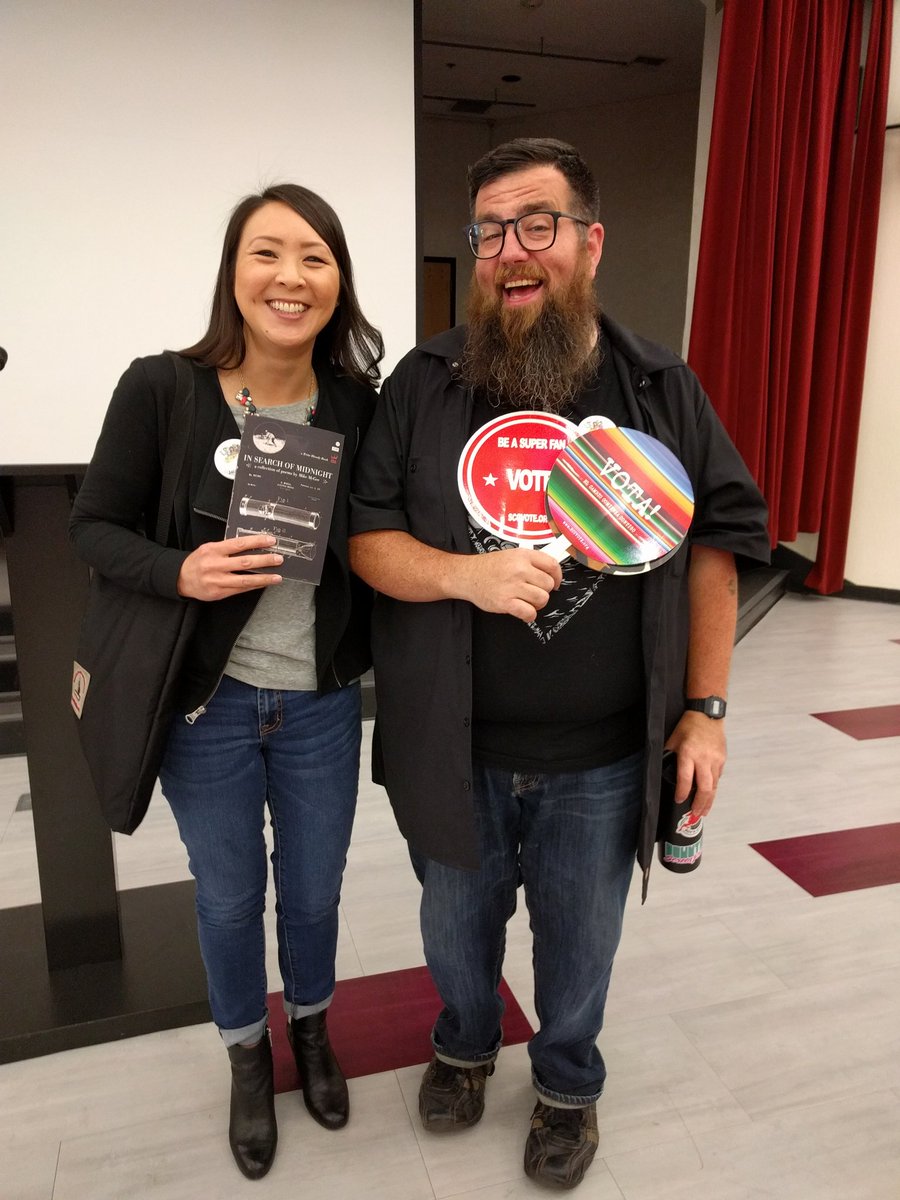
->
xmin=433 ymin=1047 xmax=499 ymax=1069
xmin=433 ymin=1031 xmax=501 ymax=1069
xmin=533 ymin=1071 xmax=604 ymax=1108
xmin=283 ymin=992 xmax=333 ymax=1020
xmin=220 ymin=1014 xmax=268 ymax=1049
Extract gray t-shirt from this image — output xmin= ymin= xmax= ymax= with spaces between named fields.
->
xmin=223 ymin=397 xmax=318 ymax=692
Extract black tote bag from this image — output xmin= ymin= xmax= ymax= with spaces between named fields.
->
xmin=71 ymin=353 xmax=199 ymax=834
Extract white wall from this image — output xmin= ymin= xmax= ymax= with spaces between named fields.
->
xmin=0 ymin=0 xmax=416 ymax=466
xmin=683 ymin=0 xmax=723 ymax=353
xmin=844 ymin=7 xmax=900 ymax=590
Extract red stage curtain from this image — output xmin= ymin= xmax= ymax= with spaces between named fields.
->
xmin=688 ymin=0 xmax=892 ymax=594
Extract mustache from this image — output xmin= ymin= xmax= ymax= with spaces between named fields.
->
xmin=494 ymin=262 xmax=548 ymax=287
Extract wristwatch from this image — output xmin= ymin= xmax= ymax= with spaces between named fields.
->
xmin=684 ymin=695 xmax=727 ymax=719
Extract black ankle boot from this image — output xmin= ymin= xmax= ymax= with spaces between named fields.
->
xmin=227 ymin=1034 xmax=277 ymax=1180
xmin=287 ymin=1010 xmax=349 ymax=1130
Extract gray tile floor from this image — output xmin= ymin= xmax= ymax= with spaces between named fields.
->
xmin=1 ymin=593 xmax=899 ymax=1198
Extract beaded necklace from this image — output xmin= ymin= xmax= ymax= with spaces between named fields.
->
xmin=235 ymin=371 xmax=317 ymax=424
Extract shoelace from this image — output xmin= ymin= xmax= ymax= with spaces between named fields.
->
xmin=434 ymin=1060 xmax=489 ymax=1088
xmin=537 ymin=1105 xmax=586 ymax=1142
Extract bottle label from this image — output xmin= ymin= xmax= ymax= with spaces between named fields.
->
xmin=660 ymin=837 xmax=703 ymax=866
xmin=675 ymin=811 xmax=703 ymax=840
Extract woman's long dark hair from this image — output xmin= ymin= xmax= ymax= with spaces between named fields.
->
xmin=181 ymin=183 xmax=383 ymax=386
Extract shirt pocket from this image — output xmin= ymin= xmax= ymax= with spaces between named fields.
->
xmin=405 ymin=454 xmax=452 ymax=546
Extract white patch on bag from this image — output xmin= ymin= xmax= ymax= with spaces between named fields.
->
xmin=71 ymin=661 xmax=90 ymax=718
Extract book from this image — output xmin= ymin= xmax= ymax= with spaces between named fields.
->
xmin=224 ymin=413 xmax=344 ymax=585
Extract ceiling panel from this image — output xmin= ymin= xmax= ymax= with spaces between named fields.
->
xmin=422 ymin=0 xmax=706 ymax=120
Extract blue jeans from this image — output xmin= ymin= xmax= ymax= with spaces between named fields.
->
xmin=414 ymin=752 xmax=643 ymax=1106
xmin=159 ymin=676 xmax=361 ymax=1047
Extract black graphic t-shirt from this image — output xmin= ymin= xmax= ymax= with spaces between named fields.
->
xmin=469 ymin=333 xmax=645 ymax=772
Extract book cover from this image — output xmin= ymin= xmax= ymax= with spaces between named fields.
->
xmin=224 ymin=414 xmax=344 ymax=585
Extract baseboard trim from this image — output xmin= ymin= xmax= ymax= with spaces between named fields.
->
xmin=772 ymin=546 xmax=900 ymax=605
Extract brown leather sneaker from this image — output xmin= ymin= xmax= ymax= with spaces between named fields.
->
xmin=523 ymin=1100 xmax=599 ymax=1189
xmin=418 ymin=1056 xmax=495 ymax=1131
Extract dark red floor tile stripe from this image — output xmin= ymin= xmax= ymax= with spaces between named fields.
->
xmin=811 ymin=703 xmax=900 ymax=740
xmin=751 ymin=822 xmax=900 ymax=897
xmin=269 ymin=965 xmax=533 ymax=1093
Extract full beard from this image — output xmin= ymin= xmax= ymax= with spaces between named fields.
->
xmin=462 ymin=260 xmax=601 ymax=413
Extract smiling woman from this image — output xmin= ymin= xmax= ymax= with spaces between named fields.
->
xmin=232 ymin=205 xmax=341 ymax=371
xmin=68 ymin=182 xmax=383 ymax=1181
xmin=182 ymin=184 xmax=381 ymax=394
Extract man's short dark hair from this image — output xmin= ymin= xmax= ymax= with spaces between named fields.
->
xmin=467 ymin=138 xmax=600 ymax=222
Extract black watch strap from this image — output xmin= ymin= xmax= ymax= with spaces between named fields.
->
xmin=684 ymin=695 xmax=727 ymax=719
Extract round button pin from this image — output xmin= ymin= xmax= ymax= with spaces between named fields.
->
xmin=214 ymin=438 xmax=241 ymax=480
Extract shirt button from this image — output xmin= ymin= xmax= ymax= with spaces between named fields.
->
xmin=462 ymin=780 xmax=471 ymax=791
xmin=463 ymin=716 xmax=470 ymax=727
xmin=465 ymin=654 xmax=471 ymax=665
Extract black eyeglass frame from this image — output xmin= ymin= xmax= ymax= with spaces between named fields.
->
xmin=463 ymin=210 xmax=590 ymax=259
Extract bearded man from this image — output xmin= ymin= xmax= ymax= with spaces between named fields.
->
xmin=349 ymin=138 xmax=769 ymax=1190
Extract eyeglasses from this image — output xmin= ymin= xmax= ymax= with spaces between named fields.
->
xmin=464 ymin=210 xmax=589 ymax=259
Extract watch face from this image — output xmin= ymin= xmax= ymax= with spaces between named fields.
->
xmin=687 ymin=696 xmax=726 ymax=718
